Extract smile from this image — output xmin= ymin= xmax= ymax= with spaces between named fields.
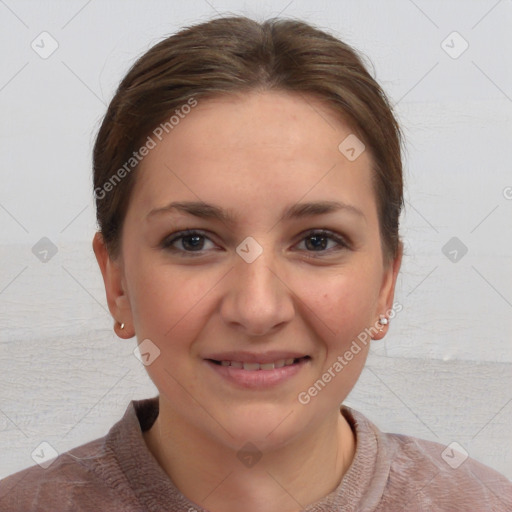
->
xmin=210 ymin=357 xmax=309 ymax=371
xmin=205 ymin=355 xmax=311 ymax=389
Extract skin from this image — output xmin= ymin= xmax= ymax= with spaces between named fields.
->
xmin=93 ymin=90 xmax=402 ymax=512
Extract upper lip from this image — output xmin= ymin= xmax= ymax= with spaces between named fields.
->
xmin=204 ymin=351 xmax=309 ymax=364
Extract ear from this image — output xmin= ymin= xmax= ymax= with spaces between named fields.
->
xmin=373 ymin=241 xmax=403 ymax=339
xmin=92 ymin=232 xmax=134 ymax=338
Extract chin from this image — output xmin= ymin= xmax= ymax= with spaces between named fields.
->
xmin=206 ymin=401 xmax=317 ymax=450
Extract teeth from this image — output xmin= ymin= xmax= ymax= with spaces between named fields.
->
xmin=216 ymin=358 xmax=302 ymax=370
xmin=243 ymin=362 xmax=261 ymax=371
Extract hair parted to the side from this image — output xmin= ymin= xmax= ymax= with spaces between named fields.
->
xmin=93 ymin=15 xmax=403 ymax=263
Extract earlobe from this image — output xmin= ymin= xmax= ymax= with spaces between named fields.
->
xmin=373 ymin=242 xmax=403 ymax=340
xmin=92 ymin=232 xmax=134 ymax=338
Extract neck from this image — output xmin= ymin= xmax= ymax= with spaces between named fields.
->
xmin=143 ymin=403 xmax=355 ymax=512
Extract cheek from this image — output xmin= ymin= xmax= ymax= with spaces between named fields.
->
xmin=127 ymin=258 xmax=213 ymax=344
xmin=304 ymin=273 xmax=378 ymax=394
xmin=126 ymin=263 xmax=215 ymax=395
xmin=293 ymin=265 xmax=380 ymax=342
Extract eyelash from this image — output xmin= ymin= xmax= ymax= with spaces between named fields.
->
xmin=160 ymin=229 xmax=350 ymax=257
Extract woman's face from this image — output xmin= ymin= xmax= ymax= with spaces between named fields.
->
xmin=96 ymin=91 xmax=401 ymax=449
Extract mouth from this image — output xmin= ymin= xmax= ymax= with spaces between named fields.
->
xmin=207 ymin=356 xmax=310 ymax=371
xmin=204 ymin=353 xmax=311 ymax=389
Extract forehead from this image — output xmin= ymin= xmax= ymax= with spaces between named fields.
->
xmin=131 ymin=91 xmax=376 ymax=220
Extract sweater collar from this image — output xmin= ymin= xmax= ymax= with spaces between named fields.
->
xmin=108 ymin=396 xmax=390 ymax=511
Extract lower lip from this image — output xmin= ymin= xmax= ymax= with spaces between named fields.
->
xmin=205 ymin=358 xmax=309 ymax=389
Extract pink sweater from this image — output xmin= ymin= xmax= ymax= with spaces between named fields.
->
xmin=0 ymin=396 xmax=510 ymax=511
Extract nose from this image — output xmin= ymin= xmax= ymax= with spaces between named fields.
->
xmin=220 ymin=247 xmax=295 ymax=337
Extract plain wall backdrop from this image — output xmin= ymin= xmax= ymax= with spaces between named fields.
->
xmin=1 ymin=0 xmax=511 ymax=481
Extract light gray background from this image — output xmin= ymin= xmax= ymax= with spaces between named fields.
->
xmin=1 ymin=0 xmax=511 ymax=481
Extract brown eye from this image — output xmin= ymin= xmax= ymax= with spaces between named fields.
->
xmin=161 ymin=230 xmax=217 ymax=255
xmin=296 ymin=229 xmax=349 ymax=253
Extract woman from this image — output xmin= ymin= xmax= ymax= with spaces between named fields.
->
xmin=1 ymin=15 xmax=510 ymax=512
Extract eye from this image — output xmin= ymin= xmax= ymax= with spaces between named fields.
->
xmin=161 ymin=229 xmax=218 ymax=255
xmin=295 ymin=229 xmax=350 ymax=254
xmin=161 ymin=228 xmax=350 ymax=257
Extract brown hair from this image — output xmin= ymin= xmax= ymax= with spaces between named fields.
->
xmin=93 ymin=15 xmax=403 ymax=263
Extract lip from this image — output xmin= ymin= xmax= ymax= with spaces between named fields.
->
xmin=204 ymin=352 xmax=311 ymax=389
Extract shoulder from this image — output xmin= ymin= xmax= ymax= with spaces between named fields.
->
xmin=381 ymin=431 xmax=512 ymax=511
xmin=0 ymin=396 xmax=160 ymax=512
xmin=344 ymin=408 xmax=512 ymax=511
xmin=0 ymin=435 xmax=129 ymax=512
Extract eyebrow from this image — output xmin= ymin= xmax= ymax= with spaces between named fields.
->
xmin=147 ymin=200 xmax=366 ymax=224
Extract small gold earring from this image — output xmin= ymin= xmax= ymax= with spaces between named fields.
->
xmin=114 ymin=321 xmax=126 ymax=336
